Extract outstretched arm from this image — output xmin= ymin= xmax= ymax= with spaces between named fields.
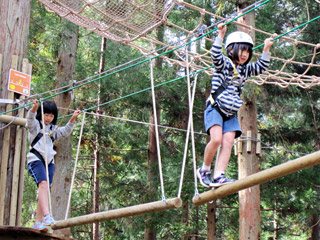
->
xmin=217 ymin=23 xmax=227 ymax=39
xmin=52 ymin=109 xmax=81 ymax=140
xmin=31 ymin=99 xmax=39 ymax=113
xmin=26 ymin=99 xmax=40 ymax=132
xmin=69 ymin=109 xmax=81 ymax=123
xmin=263 ymin=37 xmax=274 ymax=53
xmin=211 ymin=23 xmax=228 ymax=70
xmin=246 ymin=37 xmax=275 ymax=77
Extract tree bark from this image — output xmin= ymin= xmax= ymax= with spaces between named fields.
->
xmin=207 ymin=201 xmax=216 ymax=240
xmin=0 ymin=0 xmax=31 ymax=225
xmin=181 ymin=201 xmax=189 ymax=240
xmin=144 ymin=109 xmax=160 ymax=240
xmin=92 ymin=36 xmax=106 ymax=240
xmin=311 ymin=214 xmax=320 ymax=240
xmin=144 ymin=21 xmax=165 ymax=240
xmin=51 ymin=20 xmax=78 ymax=237
xmin=238 ymin=96 xmax=261 ymax=240
xmin=237 ymin=2 xmax=261 ymax=239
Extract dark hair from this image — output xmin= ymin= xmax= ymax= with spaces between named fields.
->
xmin=36 ymin=101 xmax=58 ymax=125
xmin=226 ymin=42 xmax=253 ymax=65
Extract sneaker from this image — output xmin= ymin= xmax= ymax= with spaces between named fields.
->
xmin=42 ymin=214 xmax=55 ymax=225
xmin=197 ymin=168 xmax=213 ymax=188
xmin=210 ymin=174 xmax=235 ymax=187
xmin=32 ymin=221 xmax=48 ymax=232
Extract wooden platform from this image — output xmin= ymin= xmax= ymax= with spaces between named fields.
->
xmin=0 ymin=226 xmax=73 ymax=240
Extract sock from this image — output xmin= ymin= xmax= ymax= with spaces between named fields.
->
xmin=201 ymin=164 xmax=211 ymax=172
xmin=214 ymin=171 xmax=224 ymax=179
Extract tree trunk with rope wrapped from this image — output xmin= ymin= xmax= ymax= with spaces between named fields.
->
xmin=51 ymin=19 xmax=79 ymax=237
xmin=0 ymin=0 xmax=31 ymax=226
xmin=237 ymin=2 xmax=261 ymax=239
xmin=91 ymin=36 xmax=107 ymax=240
xmin=144 ymin=20 xmax=165 ymax=239
xmin=144 ymin=108 xmax=160 ymax=240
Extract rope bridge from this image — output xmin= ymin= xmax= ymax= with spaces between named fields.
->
xmin=1 ymin=0 xmax=320 ymax=230
xmin=38 ymin=0 xmax=175 ymax=43
xmin=37 ymin=0 xmax=320 ymax=89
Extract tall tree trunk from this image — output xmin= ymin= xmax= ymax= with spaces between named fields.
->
xmin=0 ymin=0 xmax=31 ymax=225
xmin=237 ymin=2 xmax=261 ymax=239
xmin=51 ymin=20 xmax=78 ymax=237
xmin=144 ymin=108 xmax=160 ymax=240
xmin=238 ymin=96 xmax=261 ymax=239
xmin=311 ymin=214 xmax=320 ymax=240
xmin=273 ymin=204 xmax=278 ymax=240
xmin=181 ymin=201 xmax=190 ymax=240
xmin=207 ymin=201 xmax=216 ymax=240
xmin=92 ymin=37 xmax=107 ymax=240
xmin=204 ymin=86 xmax=217 ymax=239
xmin=310 ymin=93 xmax=320 ymax=239
xmin=144 ymin=20 xmax=164 ymax=240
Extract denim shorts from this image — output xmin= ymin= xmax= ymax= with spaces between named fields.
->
xmin=27 ymin=160 xmax=55 ymax=186
xmin=204 ymin=104 xmax=242 ymax=138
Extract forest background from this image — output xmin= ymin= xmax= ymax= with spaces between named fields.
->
xmin=14 ymin=0 xmax=320 ymax=239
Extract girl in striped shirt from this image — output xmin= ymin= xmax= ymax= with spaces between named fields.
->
xmin=197 ymin=24 xmax=274 ymax=188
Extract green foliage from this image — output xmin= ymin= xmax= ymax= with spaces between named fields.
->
xmin=22 ymin=0 xmax=320 ymax=239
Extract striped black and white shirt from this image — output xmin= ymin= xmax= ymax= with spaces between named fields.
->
xmin=210 ymin=36 xmax=270 ymax=116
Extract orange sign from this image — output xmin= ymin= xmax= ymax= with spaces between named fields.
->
xmin=8 ymin=69 xmax=31 ymax=96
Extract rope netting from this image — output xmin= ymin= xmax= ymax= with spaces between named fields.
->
xmin=127 ymin=1 xmax=320 ymax=89
xmin=38 ymin=0 xmax=175 ymax=42
xmin=37 ymin=0 xmax=320 ymax=89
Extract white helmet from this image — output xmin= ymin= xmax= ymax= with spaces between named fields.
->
xmin=225 ymin=31 xmax=254 ymax=48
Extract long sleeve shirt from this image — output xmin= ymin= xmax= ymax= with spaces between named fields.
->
xmin=210 ymin=36 xmax=271 ymax=116
xmin=26 ymin=110 xmax=75 ymax=164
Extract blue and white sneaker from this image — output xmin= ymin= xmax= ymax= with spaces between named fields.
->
xmin=210 ymin=174 xmax=235 ymax=187
xmin=32 ymin=221 xmax=48 ymax=232
xmin=42 ymin=214 xmax=55 ymax=225
xmin=197 ymin=168 xmax=213 ymax=188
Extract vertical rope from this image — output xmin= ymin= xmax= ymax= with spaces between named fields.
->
xmin=149 ymin=60 xmax=165 ymax=200
xmin=65 ymin=111 xmax=86 ymax=220
xmin=177 ymin=47 xmax=199 ymax=198
xmin=40 ymin=100 xmax=52 ymax=215
xmin=190 ymin=75 xmax=199 ymax=197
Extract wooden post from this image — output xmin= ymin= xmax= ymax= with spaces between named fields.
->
xmin=246 ymin=130 xmax=252 ymax=153
xmin=9 ymin=59 xmax=31 ymax=226
xmin=0 ymin=56 xmax=18 ymax=225
xmin=234 ymin=140 xmax=238 ymax=155
xmin=0 ymin=115 xmax=26 ymax=126
xmin=0 ymin=57 xmax=31 ymax=226
xmin=0 ymin=54 xmax=2 ymax=83
xmin=9 ymin=115 xmax=23 ymax=226
xmin=237 ymin=139 xmax=242 ymax=154
xmin=0 ymin=0 xmax=32 ymax=226
xmin=17 ymin=61 xmax=32 ymax=226
xmin=256 ymin=133 xmax=261 ymax=155
xmin=207 ymin=201 xmax=216 ymax=240
xmin=193 ymin=150 xmax=320 ymax=205
xmin=52 ymin=197 xmax=182 ymax=230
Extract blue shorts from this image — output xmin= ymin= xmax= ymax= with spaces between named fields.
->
xmin=204 ymin=104 xmax=242 ymax=138
xmin=27 ymin=160 xmax=55 ymax=186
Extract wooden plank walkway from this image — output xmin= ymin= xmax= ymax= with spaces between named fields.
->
xmin=0 ymin=226 xmax=73 ymax=240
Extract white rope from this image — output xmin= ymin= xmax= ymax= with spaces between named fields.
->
xmin=65 ymin=111 xmax=86 ymax=220
xmin=178 ymin=47 xmax=198 ymax=198
xmin=40 ymin=100 xmax=52 ymax=215
xmin=149 ymin=60 xmax=165 ymax=200
xmin=190 ymin=76 xmax=198 ymax=197
xmin=63 ymin=108 xmax=206 ymax=136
